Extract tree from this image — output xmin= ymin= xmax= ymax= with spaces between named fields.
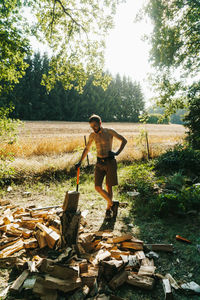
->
xmin=139 ymin=0 xmax=200 ymax=115
xmin=0 ymin=0 xmax=123 ymax=95
xmin=0 ymin=1 xmax=30 ymax=94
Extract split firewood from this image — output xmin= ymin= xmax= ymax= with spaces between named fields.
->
xmin=0 ymin=237 xmax=21 ymax=250
xmin=10 ymin=269 xmax=29 ymax=292
xmin=108 ymin=270 xmax=128 ymax=290
xmin=138 ymin=265 xmax=156 ymax=276
xmin=21 ymin=218 xmax=43 ymax=230
xmin=43 ymin=274 xmax=82 ymax=293
xmin=18 ymin=227 xmax=32 ymax=239
xmin=0 ymin=238 xmax=24 ymax=258
xmin=63 ymin=191 xmax=80 ymax=212
xmin=94 ymin=231 xmax=113 ymax=239
xmin=27 ymin=261 xmax=38 ymax=272
xmin=141 ymin=257 xmax=154 ymax=267
xmin=91 ymin=249 xmax=111 ymax=266
xmin=23 ymin=276 xmax=37 ymax=290
xmin=81 ymin=266 xmax=99 ymax=288
xmin=110 ymin=249 xmax=130 ymax=260
xmin=162 ymin=278 xmax=173 ymax=299
xmin=36 ymin=223 xmax=60 ymax=249
xmin=135 ymin=251 xmax=146 ymax=260
xmin=102 ymin=259 xmax=124 ymax=281
xmin=35 ymin=230 xmax=47 ymax=248
xmin=33 ymin=277 xmax=58 ymax=299
xmin=30 ymin=210 xmax=49 ymax=218
xmin=127 ymin=273 xmax=155 ymax=290
xmin=165 ymin=274 xmax=179 ymax=290
xmin=79 ymin=261 xmax=89 ymax=274
xmin=145 ymin=244 xmax=173 ymax=252
xmin=3 ymin=215 xmax=14 ymax=225
xmin=31 ymin=205 xmax=61 ymax=211
xmin=40 ymin=258 xmax=78 ymax=280
xmin=0 ymin=199 xmax=10 ymax=206
xmin=121 ymin=241 xmax=143 ymax=251
xmin=24 ymin=237 xmax=38 ymax=249
xmin=107 ymin=234 xmax=133 ymax=244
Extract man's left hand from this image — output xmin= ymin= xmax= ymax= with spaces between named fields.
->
xmin=108 ymin=151 xmax=118 ymax=158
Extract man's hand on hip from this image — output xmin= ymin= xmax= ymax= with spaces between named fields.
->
xmin=108 ymin=151 xmax=118 ymax=158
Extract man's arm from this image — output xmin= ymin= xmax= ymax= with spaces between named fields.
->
xmin=109 ymin=129 xmax=127 ymax=156
xmin=76 ymin=133 xmax=94 ymax=167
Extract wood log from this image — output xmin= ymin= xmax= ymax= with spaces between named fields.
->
xmin=0 ymin=199 xmax=10 ymax=206
xmin=93 ymin=231 xmax=113 ymax=239
xmin=61 ymin=210 xmax=81 ymax=247
xmin=63 ymin=191 xmax=80 ymax=212
xmin=0 ymin=239 xmax=24 ymax=258
xmin=162 ymin=278 xmax=173 ymax=299
xmin=141 ymin=258 xmax=154 ymax=266
xmin=10 ymin=270 xmax=29 ymax=292
xmin=36 ymin=223 xmax=60 ymax=249
xmin=135 ymin=251 xmax=146 ymax=260
xmin=43 ymin=275 xmax=82 ymax=293
xmin=33 ymin=277 xmax=58 ymax=299
xmin=0 ymin=237 xmax=20 ymax=250
xmin=102 ymin=259 xmax=124 ymax=281
xmin=110 ymin=250 xmax=130 ymax=260
xmin=3 ymin=215 xmax=14 ymax=225
xmin=165 ymin=274 xmax=179 ymax=290
xmin=40 ymin=258 xmax=78 ymax=280
xmin=138 ymin=265 xmax=156 ymax=276
xmin=108 ymin=270 xmax=128 ymax=290
xmin=30 ymin=210 xmax=49 ymax=218
xmin=24 ymin=238 xmax=38 ymax=249
xmin=121 ymin=241 xmax=143 ymax=250
xmin=146 ymin=244 xmax=173 ymax=252
xmin=81 ymin=266 xmax=99 ymax=288
xmin=91 ymin=249 xmax=111 ymax=266
xmin=35 ymin=230 xmax=47 ymax=248
xmin=107 ymin=234 xmax=133 ymax=244
xmin=127 ymin=273 xmax=155 ymax=290
xmin=31 ymin=205 xmax=61 ymax=211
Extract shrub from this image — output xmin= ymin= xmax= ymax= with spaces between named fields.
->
xmin=150 ymin=185 xmax=200 ymax=215
xmin=154 ymin=145 xmax=200 ymax=175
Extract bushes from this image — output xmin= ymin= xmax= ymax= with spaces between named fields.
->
xmin=150 ymin=185 xmax=200 ymax=215
xmin=154 ymin=145 xmax=200 ymax=175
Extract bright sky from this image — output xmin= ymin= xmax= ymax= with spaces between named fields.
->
xmin=104 ymin=0 xmax=153 ymax=104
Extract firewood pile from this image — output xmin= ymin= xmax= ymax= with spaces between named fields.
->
xmin=0 ymin=197 xmax=179 ymax=299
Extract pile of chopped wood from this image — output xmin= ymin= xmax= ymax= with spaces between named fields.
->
xmin=0 ymin=197 xmax=180 ymax=299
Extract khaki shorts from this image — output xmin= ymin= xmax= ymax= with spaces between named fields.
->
xmin=95 ymin=158 xmax=118 ymax=187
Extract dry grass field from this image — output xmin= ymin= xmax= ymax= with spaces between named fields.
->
xmin=1 ymin=121 xmax=186 ymax=177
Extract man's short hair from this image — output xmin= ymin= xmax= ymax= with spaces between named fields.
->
xmin=89 ymin=114 xmax=101 ymax=124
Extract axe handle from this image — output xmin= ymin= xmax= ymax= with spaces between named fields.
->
xmin=76 ymin=167 xmax=80 ymax=192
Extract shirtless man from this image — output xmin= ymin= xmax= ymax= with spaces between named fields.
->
xmin=75 ymin=114 xmax=127 ymax=219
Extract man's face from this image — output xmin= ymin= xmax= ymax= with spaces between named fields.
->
xmin=90 ymin=121 xmax=101 ymax=133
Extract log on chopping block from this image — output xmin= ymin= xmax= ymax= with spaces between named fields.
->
xmin=63 ymin=191 xmax=80 ymax=212
xmin=61 ymin=210 xmax=81 ymax=247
